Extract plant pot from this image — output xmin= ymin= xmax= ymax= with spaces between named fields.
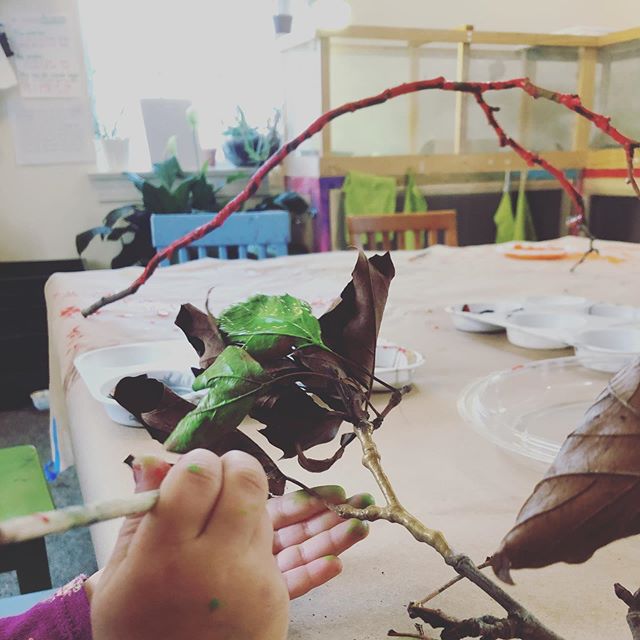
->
xmin=102 ymin=137 xmax=130 ymax=171
xmin=223 ymin=133 xmax=280 ymax=167
xmin=273 ymin=13 xmax=293 ymax=34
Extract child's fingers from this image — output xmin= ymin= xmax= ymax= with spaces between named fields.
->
xmin=282 ymin=555 xmax=343 ymax=600
xmin=275 ymin=518 xmax=369 ymax=573
xmin=105 ymin=456 xmax=173 ymax=569
xmin=138 ymin=449 xmax=223 ymax=544
xmin=201 ymin=450 xmax=270 ymax=545
xmin=267 ymin=485 xmax=347 ymax=531
xmin=132 ymin=456 xmax=172 ymax=492
xmin=272 ymin=492 xmax=374 ymax=553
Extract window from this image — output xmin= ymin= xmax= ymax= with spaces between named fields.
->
xmin=79 ymin=1 xmax=285 ymax=169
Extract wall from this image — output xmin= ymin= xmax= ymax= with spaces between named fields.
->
xmin=348 ymin=0 xmax=633 ymax=33
xmin=0 ymin=0 xmax=103 ymax=262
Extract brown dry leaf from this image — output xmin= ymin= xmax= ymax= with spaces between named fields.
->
xmin=175 ymin=303 xmax=226 ymax=369
xmin=113 ymin=374 xmax=195 ymax=443
xmin=319 ymin=251 xmax=395 ymax=389
xmin=492 ymin=359 xmax=640 ymax=583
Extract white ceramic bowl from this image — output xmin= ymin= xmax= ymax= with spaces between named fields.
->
xmin=524 ymin=295 xmax=591 ymax=314
xmin=588 ymin=303 xmax=639 ymax=320
xmin=373 ymin=342 xmax=425 ymax=390
xmin=449 ymin=303 xmax=505 ymax=333
xmin=574 ymin=328 xmax=640 ymax=372
xmin=506 ymin=313 xmax=587 ymax=349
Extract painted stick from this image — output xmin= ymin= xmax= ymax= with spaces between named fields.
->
xmin=0 ymin=489 xmax=159 ymax=545
xmin=81 ymin=76 xmax=640 ymax=317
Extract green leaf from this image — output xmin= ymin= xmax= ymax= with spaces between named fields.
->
xmin=152 ymin=156 xmax=184 ymax=190
xmin=75 ymin=226 xmax=111 ymax=255
xmin=164 ymin=346 xmax=269 ymax=453
xmin=218 ymin=294 xmax=325 ymax=360
xmin=124 ymin=171 xmax=146 ymax=193
xmin=104 ymin=204 xmax=138 ymax=229
xmin=190 ymin=174 xmax=217 ymax=211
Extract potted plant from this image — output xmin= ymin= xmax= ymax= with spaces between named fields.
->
xmin=76 ymin=156 xmax=245 ymax=269
xmin=98 ymin=109 xmax=130 ymax=172
xmin=222 ymin=108 xmax=281 ymax=167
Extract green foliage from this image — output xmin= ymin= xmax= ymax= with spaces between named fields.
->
xmin=218 ymin=294 xmax=325 ymax=360
xmin=223 ymin=107 xmax=281 ymax=166
xmin=164 ymin=346 xmax=269 ymax=453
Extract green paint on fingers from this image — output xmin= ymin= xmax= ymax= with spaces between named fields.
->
xmin=187 ymin=463 xmax=203 ymax=475
xmin=208 ymin=597 xmax=221 ymax=612
xmin=292 ymin=485 xmax=346 ymax=504
xmin=353 ymin=493 xmax=375 ymax=508
xmin=347 ymin=519 xmax=369 ymax=537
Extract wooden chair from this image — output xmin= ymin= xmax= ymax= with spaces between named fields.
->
xmin=347 ymin=211 xmax=458 ymax=250
xmin=151 ymin=210 xmax=290 ymax=265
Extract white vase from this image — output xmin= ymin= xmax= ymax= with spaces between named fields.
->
xmin=102 ymin=137 xmax=130 ymax=171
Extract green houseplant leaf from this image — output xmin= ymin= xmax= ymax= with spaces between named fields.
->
xmin=218 ymin=294 xmax=325 ymax=360
xmin=164 ymin=346 xmax=269 ymax=453
xmin=152 ymin=156 xmax=185 ymax=190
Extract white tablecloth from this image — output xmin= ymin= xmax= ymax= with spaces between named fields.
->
xmin=45 ymin=237 xmax=640 ymax=639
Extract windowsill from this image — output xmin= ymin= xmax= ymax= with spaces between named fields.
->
xmin=88 ymin=164 xmax=276 ymax=205
xmin=88 ymin=164 xmax=256 ymax=180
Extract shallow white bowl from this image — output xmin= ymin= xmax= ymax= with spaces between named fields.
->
xmin=449 ymin=303 xmax=505 ymax=333
xmin=372 ymin=342 xmax=425 ymax=391
xmin=524 ymin=295 xmax=591 ymax=314
xmin=574 ymin=328 xmax=640 ymax=372
xmin=588 ymin=303 xmax=638 ymax=320
xmin=506 ymin=313 xmax=587 ymax=350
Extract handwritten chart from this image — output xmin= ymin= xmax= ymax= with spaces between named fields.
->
xmin=6 ymin=12 xmax=81 ymax=98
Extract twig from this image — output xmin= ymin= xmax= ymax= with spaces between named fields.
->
xmin=341 ymin=421 xmax=565 ymax=640
xmin=614 ymin=583 xmax=640 ymax=640
xmin=414 ymin=559 xmax=491 ymax=606
xmin=0 ymin=490 xmax=159 ymax=544
xmin=82 ymin=76 xmax=640 ymax=316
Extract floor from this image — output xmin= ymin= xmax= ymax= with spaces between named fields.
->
xmin=0 ymin=407 xmax=98 ymax=596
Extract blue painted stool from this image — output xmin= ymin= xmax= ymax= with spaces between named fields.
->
xmin=0 ymin=588 xmax=57 ymax=617
xmin=150 ymin=210 xmax=290 ymax=265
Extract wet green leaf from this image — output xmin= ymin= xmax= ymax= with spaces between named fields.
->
xmin=164 ymin=346 xmax=269 ymax=453
xmin=218 ymin=294 xmax=325 ymax=360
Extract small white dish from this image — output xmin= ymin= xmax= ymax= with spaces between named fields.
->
xmin=524 ymin=295 xmax=591 ymax=314
xmin=449 ymin=303 xmax=505 ymax=333
xmin=574 ymin=328 xmax=640 ymax=373
xmin=373 ymin=341 xmax=425 ymax=390
xmin=588 ymin=303 xmax=639 ymax=320
xmin=506 ymin=313 xmax=587 ymax=349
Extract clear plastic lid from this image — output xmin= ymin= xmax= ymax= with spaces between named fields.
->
xmin=458 ymin=357 xmax=613 ymax=464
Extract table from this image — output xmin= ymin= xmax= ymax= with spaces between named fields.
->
xmin=46 ymin=237 xmax=640 ymax=639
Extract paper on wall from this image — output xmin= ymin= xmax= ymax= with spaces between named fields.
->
xmin=8 ymin=97 xmax=95 ymax=165
xmin=5 ymin=11 xmax=82 ymax=98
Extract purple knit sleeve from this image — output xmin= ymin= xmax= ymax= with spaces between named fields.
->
xmin=0 ymin=575 xmax=92 ymax=640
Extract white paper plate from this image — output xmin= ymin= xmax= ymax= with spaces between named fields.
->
xmin=458 ymin=357 xmax=612 ymax=465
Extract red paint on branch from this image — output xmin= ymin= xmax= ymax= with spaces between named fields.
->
xmin=82 ymin=76 xmax=640 ymax=317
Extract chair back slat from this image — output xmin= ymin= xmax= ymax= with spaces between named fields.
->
xmin=346 ymin=211 xmax=458 ymax=250
xmin=151 ymin=211 xmax=290 ymax=264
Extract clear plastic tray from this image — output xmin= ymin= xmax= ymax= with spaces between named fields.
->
xmin=457 ymin=357 xmax=613 ymax=464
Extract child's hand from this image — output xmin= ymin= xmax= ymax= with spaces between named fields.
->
xmin=90 ymin=449 xmax=289 ymax=640
xmin=268 ymin=485 xmax=373 ymax=598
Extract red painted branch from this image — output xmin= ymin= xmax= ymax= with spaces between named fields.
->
xmin=82 ymin=76 xmax=640 ymax=317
